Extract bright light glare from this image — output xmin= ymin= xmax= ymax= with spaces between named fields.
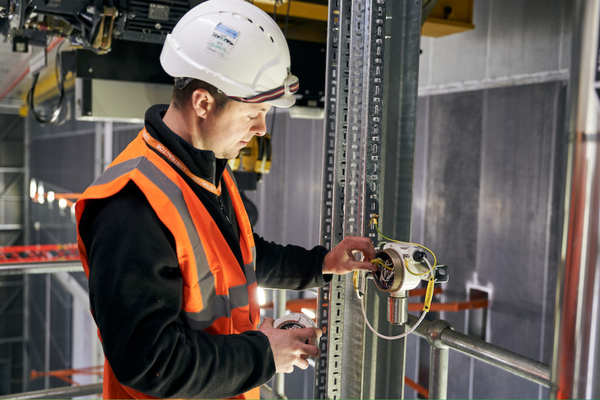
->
xmin=58 ymin=198 xmax=68 ymax=209
xmin=29 ymin=179 xmax=36 ymax=199
xmin=301 ymin=308 xmax=316 ymax=319
xmin=47 ymin=191 xmax=55 ymax=204
xmin=258 ymin=288 xmax=266 ymax=306
xmin=37 ymin=182 xmax=45 ymax=204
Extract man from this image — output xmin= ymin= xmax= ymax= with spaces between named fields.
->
xmin=75 ymin=0 xmax=376 ymax=399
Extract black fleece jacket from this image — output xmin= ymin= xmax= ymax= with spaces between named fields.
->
xmin=78 ymin=105 xmax=331 ymax=399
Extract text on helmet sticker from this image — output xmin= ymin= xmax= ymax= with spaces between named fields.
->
xmin=206 ymin=23 xmax=239 ymax=60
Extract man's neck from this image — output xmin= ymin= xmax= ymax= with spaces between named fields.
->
xmin=162 ymin=102 xmax=199 ymax=148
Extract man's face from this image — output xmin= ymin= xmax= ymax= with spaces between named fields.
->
xmin=201 ymin=100 xmax=272 ymax=160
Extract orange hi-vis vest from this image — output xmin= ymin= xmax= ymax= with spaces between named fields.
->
xmin=75 ymin=129 xmax=261 ymax=400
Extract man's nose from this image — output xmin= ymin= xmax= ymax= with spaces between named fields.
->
xmin=253 ymin=115 xmax=267 ymax=137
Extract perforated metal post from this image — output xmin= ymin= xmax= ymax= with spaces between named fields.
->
xmin=315 ymin=0 xmax=385 ymax=398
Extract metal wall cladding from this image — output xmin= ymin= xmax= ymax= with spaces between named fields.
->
xmin=419 ymin=0 xmax=571 ymax=89
xmin=246 ymin=111 xmax=324 ymax=250
xmin=407 ymin=81 xmax=566 ymax=399
xmin=245 ymin=110 xmax=324 ymax=400
xmin=29 ymin=115 xmax=96 ymax=194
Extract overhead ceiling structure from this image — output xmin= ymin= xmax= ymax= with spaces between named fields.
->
xmin=0 ymin=0 xmax=474 ymax=117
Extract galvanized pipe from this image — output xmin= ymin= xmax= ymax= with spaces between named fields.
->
xmin=0 ymin=383 xmax=103 ymax=399
xmin=552 ymin=0 xmax=600 ymax=398
xmin=426 ymin=320 xmax=451 ymax=399
xmin=273 ymin=289 xmax=287 ymax=399
xmin=408 ymin=315 xmax=551 ymax=388
xmin=0 ymin=261 xmax=83 ymax=276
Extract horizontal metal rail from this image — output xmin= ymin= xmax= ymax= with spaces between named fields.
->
xmin=0 ymin=383 xmax=103 ymax=399
xmin=0 ymin=261 xmax=83 ymax=276
xmin=408 ymin=315 xmax=551 ymax=388
xmin=1 ymin=382 xmax=284 ymax=400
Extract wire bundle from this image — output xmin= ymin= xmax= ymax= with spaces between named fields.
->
xmin=356 ymin=216 xmax=438 ymax=340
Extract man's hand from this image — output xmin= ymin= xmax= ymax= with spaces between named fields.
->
xmin=322 ymin=235 xmax=377 ymax=275
xmin=259 ymin=317 xmax=322 ymax=373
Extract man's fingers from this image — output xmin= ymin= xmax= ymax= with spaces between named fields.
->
xmin=303 ymin=343 xmax=320 ymax=358
xmin=293 ymin=327 xmax=321 ymax=341
xmin=297 ymin=358 xmax=310 ymax=370
xmin=343 ymin=236 xmax=376 ymax=259
xmin=348 ymin=259 xmax=377 ymax=272
xmin=260 ymin=317 xmax=275 ymax=329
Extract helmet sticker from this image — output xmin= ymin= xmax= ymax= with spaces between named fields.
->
xmin=206 ymin=23 xmax=240 ymax=60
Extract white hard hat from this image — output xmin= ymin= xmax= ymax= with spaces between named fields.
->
xmin=160 ymin=0 xmax=299 ymax=108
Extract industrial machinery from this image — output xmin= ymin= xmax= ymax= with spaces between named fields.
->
xmin=0 ymin=0 xmax=187 ymax=54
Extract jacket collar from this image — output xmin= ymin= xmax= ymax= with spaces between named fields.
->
xmin=144 ymin=104 xmax=228 ymax=187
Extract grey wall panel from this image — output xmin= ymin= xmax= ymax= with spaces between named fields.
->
xmin=559 ymin=0 xmax=572 ymax=71
xmin=424 ymin=90 xmax=483 ymax=305
xmin=420 ymin=0 xmax=491 ymax=87
xmin=488 ymin=0 xmax=563 ymax=78
xmin=113 ymin=123 xmax=143 ymax=155
xmin=471 ymin=82 xmax=562 ymax=398
xmin=248 ymin=111 xmax=288 ymax=243
xmin=411 ymin=96 xmax=429 ymax=245
xmin=419 ymin=0 xmax=569 ymax=91
xmin=407 ymin=81 xmax=564 ymax=398
xmin=0 ymin=143 xmax=23 ymax=167
xmin=30 ymin=134 xmax=95 ymax=194
xmin=244 ymin=111 xmax=323 ymax=400
xmin=422 ymin=90 xmax=483 ymax=399
xmin=247 ymin=111 xmax=324 ymax=249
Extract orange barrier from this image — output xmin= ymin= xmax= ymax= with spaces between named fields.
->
xmin=30 ymin=366 xmax=103 ymax=386
xmin=260 ymin=288 xmax=488 ymax=315
xmin=0 ymin=244 xmax=80 ymax=263
xmin=408 ymin=299 xmax=489 ymax=312
xmin=405 ymin=376 xmax=430 ymax=398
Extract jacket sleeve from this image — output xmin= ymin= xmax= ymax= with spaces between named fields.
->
xmin=254 ymin=234 xmax=332 ymax=290
xmin=78 ymin=182 xmax=275 ymax=399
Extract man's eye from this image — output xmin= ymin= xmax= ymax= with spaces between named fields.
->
xmin=248 ymin=115 xmax=257 ymax=120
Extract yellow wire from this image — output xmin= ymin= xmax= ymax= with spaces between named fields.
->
xmin=369 ymin=216 xmax=438 ymax=270
xmin=404 ymin=258 xmax=430 ymax=277
xmin=370 ymin=258 xmax=393 ymax=270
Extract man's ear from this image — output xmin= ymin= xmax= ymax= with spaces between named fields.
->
xmin=191 ymin=89 xmax=214 ymax=119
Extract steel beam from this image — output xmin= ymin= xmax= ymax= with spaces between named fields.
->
xmin=0 ymin=383 xmax=103 ymax=399
xmin=552 ymin=0 xmax=600 ymax=398
xmin=316 ymin=0 xmax=386 ymax=397
xmin=0 ymin=261 xmax=83 ymax=276
xmin=0 ymin=168 xmax=25 ymax=173
xmin=315 ymin=0 xmax=353 ymax=397
xmin=316 ymin=0 xmax=421 ymax=398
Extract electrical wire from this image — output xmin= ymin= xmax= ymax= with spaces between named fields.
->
xmin=358 ymin=215 xmax=439 ymax=340
xmin=359 ymin=257 xmax=434 ymax=340
xmin=370 ymin=215 xmax=438 ymax=270
xmin=27 ymin=39 xmax=68 ymax=125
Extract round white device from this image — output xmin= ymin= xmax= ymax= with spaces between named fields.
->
xmin=274 ymin=313 xmax=318 ymax=345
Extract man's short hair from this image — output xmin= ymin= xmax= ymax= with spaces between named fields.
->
xmin=171 ymin=79 xmax=231 ymax=110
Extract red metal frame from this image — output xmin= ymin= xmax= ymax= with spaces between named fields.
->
xmin=30 ymin=366 xmax=103 ymax=386
xmin=0 ymin=244 xmax=80 ymax=263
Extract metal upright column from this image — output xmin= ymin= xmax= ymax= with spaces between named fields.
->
xmin=316 ymin=0 xmax=386 ymax=397
xmin=363 ymin=1 xmax=422 ymax=399
xmin=316 ymin=0 xmax=421 ymax=398
xmin=552 ymin=0 xmax=600 ymax=398
xmin=315 ymin=0 xmax=352 ymax=397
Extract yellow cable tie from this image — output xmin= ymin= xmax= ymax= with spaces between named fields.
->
xmin=423 ymin=276 xmax=435 ymax=312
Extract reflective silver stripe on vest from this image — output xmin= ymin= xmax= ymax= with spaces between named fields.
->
xmin=93 ymin=154 xmax=255 ymax=330
xmin=245 ymin=247 xmax=257 ymax=286
xmin=184 ymin=251 xmax=257 ymax=330
xmin=92 ymin=156 xmax=214 ymax=304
